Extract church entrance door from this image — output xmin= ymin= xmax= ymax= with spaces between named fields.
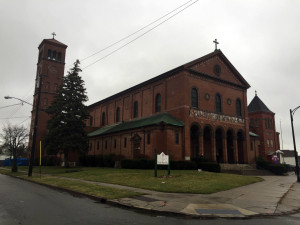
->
xmin=227 ymin=130 xmax=234 ymax=164
xmin=190 ymin=125 xmax=200 ymax=158
xmin=215 ymin=128 xmax=223 ymax=163
xmin=237 ymin=131 xmax=245 ymax=163
xmin=203 ymin=126 xmax=212 ymax=161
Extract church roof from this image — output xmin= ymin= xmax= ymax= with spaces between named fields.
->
xmin=184 ymin=50 xmax=250 ymax=88
xmin=88 ymin=112 xmax=184 ymax=137
xmin=248 ymin=94 xmax=274 ymax=114
xmin=38 ymin=38 xmax=68 ymax=49
xmin=88 ymin=50 xmax=249 ymax=109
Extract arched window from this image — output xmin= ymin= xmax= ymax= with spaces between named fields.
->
xmin=124 ymin=137 xmax=127 ymax=148
xmin=236 ymin=99 xmax=242 ymax=117
xmin=54 ymin=83 xmax=58 ymax=91
xmin=155 ymin=93 xmax=161 ymax=112
xmin=215 ymin=94 xmax=222 ymax=113
xmin=101 ymin=112 xmax=105 ymax=126
xmin=191 ymin=88 xmax=198 ymax=108
xmin=43 ymin=98 xmax=48 ymax=106
xmin=116 ymin=107 xmax=120 ymax=123
xmin=52 ymin=51 xmax=56 ymax=60
xmin=89 ymin=116 xmax=93 ymax=126
xmin=133 ymin=101 xmax=138 ymax=118
xmin=47 ymin=49 xmax=52 ymax=58
xmin=57 ymin=52 xmax=62 ymax=61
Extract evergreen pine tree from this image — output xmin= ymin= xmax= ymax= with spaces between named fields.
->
xmin=44 ymin=60 xmax=89 ymax=166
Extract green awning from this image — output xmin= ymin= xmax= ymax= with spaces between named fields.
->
xmin=88 ymin=112 xmax=184 ymax=137
xmin=87 ymin=124 xmax=119 ymax=137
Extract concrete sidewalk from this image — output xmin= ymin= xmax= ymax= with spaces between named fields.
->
xmin=2 ymin=167 xmax=300 ymax=218
xmin=104 ymin=173 xmax=300 ymax=218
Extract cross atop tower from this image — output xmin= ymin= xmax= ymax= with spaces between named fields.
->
xmin=51 ymin=32 xmax=56 ymax=39
xmin=213 ymin=38 xmax=219 ymax=51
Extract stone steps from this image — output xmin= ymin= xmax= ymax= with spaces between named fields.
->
xmin=220 ymin=163 xmax=273 ymax=176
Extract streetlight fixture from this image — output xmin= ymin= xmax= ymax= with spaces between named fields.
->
xmin=4 ymin=96 xmax=32 ymax=106
xmin=4 ymin=95 xmax=38 ymax=177
xmin=290 ymin=106 xmax=300 ymax=182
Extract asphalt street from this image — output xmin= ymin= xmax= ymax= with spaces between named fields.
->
xmin=0 ymin=174 xmax=300 ymax=225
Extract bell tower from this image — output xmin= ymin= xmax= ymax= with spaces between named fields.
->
xmin=28 ymin=35 xmax=68 ymax=160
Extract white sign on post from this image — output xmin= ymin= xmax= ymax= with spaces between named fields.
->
xmin=157 ymin=152 xmax=169 ymax=165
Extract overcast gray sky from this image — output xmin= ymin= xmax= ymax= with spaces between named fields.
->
xmin=1 ymin=0 xmax=300 ymax=152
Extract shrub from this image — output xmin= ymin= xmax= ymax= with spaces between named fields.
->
xmin=191 ymin=156 xmax=209 ymax=164
xmin=121 ymin=159 xmax=154 ymax=169
xmin=283 ymin=164 xmax=293 ymax=172
xmin=197 ymin=162 xmax=221 ymax=173
xmin=44 ymin=155 xmax=60 ymax=166
xmin=268 ymin=164 xmax=288 ymax=175
xmin=120 ymin=158 xmax=220 ymax=172
xmin=170 ymin=161 xmax=197 ymax=170
xmin=33 ymin=155 xmax=60 ymax=166
xmin=256 ymin=156 xmax=270 ymax=170
xmin=78 ymin=154 xmax=117 ymax=167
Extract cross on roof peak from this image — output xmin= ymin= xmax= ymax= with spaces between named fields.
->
xmin=51 ymin=32 xmax=56 ymax=39
xmin=213 ymin=39 xmax=219 ymax=51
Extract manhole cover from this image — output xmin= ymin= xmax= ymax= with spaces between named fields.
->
xmin=195 ymin=209 xmax=242 ymax=215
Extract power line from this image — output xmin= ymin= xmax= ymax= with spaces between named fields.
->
xmin=0 ymin=103 xmax=23 ymax=109
xmin=77 ymin=0 xmax=195 ymax=65
xmin=82 ymin=0 xmax=199 ymax=70
xmin=19 ymin=117 xmax=31 ymax=125
xmin=0 ymin=116 xmax=31 ymax=120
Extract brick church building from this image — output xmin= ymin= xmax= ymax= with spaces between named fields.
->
xmin=28 ymin=37 xmax=278 ymax=164
xmin=87 ymin=48 xmax=257 ymax=164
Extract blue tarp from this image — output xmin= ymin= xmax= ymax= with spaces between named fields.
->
xmin=2 ymin=158 xmax=28 ymax=166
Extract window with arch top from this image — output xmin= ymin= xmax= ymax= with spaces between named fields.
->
xmin=116 ymin=107 xmax=120 ymax=123
xmin=57 ymin=52 xmax=62 ymax=61
xmin=101 ymin=112 xmax=105 ymax=126
xmin=191 ymin=88 xmax=198 ymax=108
xmin=47 ymin=49 xmax=52 ymax=58
xmin=215 ymin=93 xmax=222 ymax=113
xmin=155 ymin=93 xmax=161 ymax=112
xmin=133 ymin=101 xmax=138 ymax=118
xmin=236 ymin=99 xmax=242 ymax=117
xmin=52 ymin=51 xmax=57 ymax=60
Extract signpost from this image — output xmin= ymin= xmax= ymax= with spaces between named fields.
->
xmin=154 ymin=149 xmax=170 ymax=177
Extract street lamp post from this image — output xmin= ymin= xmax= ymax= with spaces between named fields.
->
xmin=4 ymin=93 xmax=39 ymax=177
xmin=290 ymin=106 xmax=300 ymax=182
xmin=4 ymin=96 xmax=32 ymax=106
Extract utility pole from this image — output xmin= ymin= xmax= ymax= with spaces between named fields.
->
xmin=28 ymin=75 xmax=42 ymax=177
xmin=290 ymin=106 xmax=300 ymax=182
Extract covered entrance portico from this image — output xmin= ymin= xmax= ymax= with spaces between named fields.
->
xmin=190 ymin=123 xmax=247 ymax=163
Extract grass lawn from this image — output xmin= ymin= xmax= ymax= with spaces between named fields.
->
xmin=0 ymin=166 xmax=263 ymax=195
xmin=0 ymin=168 xmax=142 ymax=200
xmin=5 ymin=166 xmax=265 ymax=194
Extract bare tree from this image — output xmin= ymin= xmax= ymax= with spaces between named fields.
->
xmin=0 ymin=124 xmax=29 ymax=172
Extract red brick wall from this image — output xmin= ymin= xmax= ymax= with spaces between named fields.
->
xmin=87 ymin=53 xmax=251 ymax=163
xmin=29 ymin=40 xmax=67 ymax=159
xmin=249 ymin=111 xmax=279 ymax=158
